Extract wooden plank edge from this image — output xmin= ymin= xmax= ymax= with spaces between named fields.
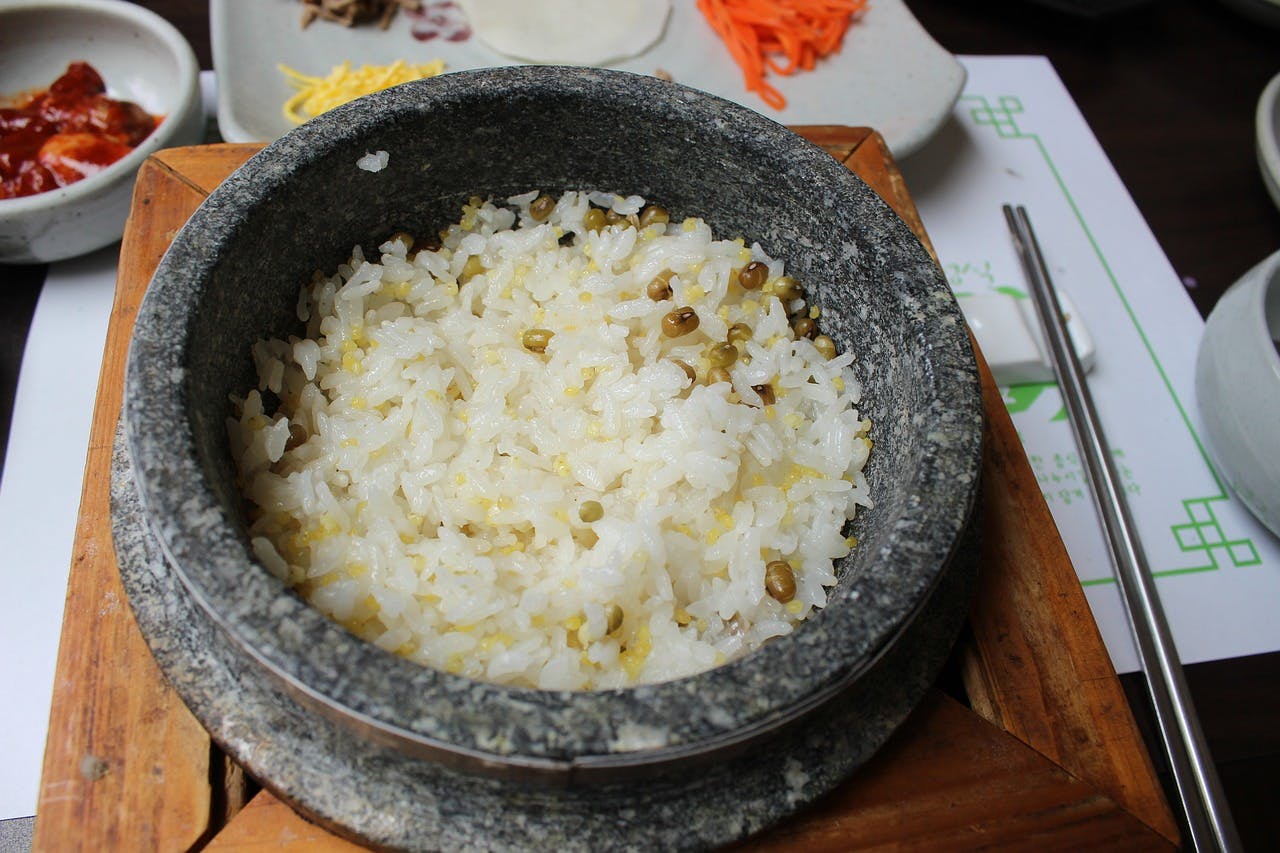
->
xmin=151 ymin=143 xmax=268 ymax=196
xmin=32 ymin=158 xmax=223 ymax=852
xmin=740 ymin=690 xmax=1176 ymax=851
xmin=815 ymin=129 xmax=1177 ymax=845
xmin=959 ymin=302 xmax=1179 ymax=845
xmin=206 ymin=691 xmax=1175 ymax=852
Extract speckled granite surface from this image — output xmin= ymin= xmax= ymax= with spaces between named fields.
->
xmin=112 ymin=427 xmax=979 ymax=851
xmin=121 ymin=67 xmax=982 ymax=775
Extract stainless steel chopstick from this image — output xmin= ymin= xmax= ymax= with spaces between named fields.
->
xmin=1002 ymin=204 xmax=1241 ymax=853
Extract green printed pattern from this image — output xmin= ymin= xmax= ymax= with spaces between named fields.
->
xmin=971 ymin=95 xmax=1027 ymax=138
xmin=1169 ymin=498 xmax=1261 ymax=572
xmin=961 ymin=93 xmax=1258 ymax=580
xmin=1001 ymin=383 xmax=1052 ymax=415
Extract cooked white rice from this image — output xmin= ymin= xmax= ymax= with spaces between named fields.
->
xmin=228 ymin=190 xmax=872 ymax=690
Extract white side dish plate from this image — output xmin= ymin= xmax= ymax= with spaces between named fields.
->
xmin=211 ymin=0 xmax=964 ymax=158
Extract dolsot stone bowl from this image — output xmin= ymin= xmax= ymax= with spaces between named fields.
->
xmin=121 ymin=66 xmax=983 ymax=842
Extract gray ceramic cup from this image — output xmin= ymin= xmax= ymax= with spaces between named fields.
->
xmin=1197 ymin=249 xmax=1280 ymax=536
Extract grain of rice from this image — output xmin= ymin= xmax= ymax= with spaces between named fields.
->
xmin=356 ymin=150 xmax=389 ymax=172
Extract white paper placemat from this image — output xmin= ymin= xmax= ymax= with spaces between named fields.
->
xmin=903 ymin=56 xmax=1280 ymax=675
xmin=0 ymin=248 xmax=117 ymax=820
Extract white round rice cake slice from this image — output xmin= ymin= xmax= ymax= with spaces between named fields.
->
xmin=456 ymin=0 xmax=673 ymax=66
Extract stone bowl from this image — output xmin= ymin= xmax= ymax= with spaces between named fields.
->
xmin=0 ymin=0 xmax=204 ymax=264
xmin=120 ymin=67 xmax=983 ymax=843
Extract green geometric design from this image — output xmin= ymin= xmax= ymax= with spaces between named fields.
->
xmin=1167 ymin=497 xmax=1262 ymax=574
xmin=1230 ymin=541 xmax=1261 ymax=565
xmin=963 ymin=93 xmax=1261 ymax=580
xmin=969 ymin=96 xmax=1025 ymax=138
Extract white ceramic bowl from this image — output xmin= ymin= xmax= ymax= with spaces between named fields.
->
xmin=0 ymin=0 xmax=204 ymax=264
xmin=1196 ymin=249 xmax=1280 ymax=537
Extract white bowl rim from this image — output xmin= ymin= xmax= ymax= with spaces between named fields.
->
xmin=1225 ymin=249 xmax=1280 ymax=369
xmin=0 ymin=0 xmax=200 ymax=217
xmin=1255 ymin=70 xmax=1280 ymax=209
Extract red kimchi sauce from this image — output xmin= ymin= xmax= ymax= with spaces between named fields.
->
xmin=0 ymin=62 xmax=158 ymax=200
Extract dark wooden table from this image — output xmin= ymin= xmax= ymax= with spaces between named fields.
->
xmin=7 ymin=1 xmax=1279 ymax=847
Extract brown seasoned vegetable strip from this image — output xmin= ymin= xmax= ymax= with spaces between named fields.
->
xmin=297 ymin=0 xmax=421 ymax=29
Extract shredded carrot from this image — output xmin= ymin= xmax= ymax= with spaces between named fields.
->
xmin=697 ymin=0 xmax=868 ymax=110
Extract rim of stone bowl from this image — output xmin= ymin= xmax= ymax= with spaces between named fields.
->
xmin=122 ymin=66 xmax=983 ymax=779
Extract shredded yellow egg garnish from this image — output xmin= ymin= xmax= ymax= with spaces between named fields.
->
xmin=279 ymin=59 xmax=446 ymax=124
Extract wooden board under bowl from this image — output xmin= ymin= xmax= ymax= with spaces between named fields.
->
xmin=32 ymin=129 xmax=1179 ymax=851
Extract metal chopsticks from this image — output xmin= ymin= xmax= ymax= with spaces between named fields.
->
xmin=1002 ymin=204 xmax=1241 ymax=853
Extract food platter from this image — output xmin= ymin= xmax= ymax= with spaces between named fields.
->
xmin=210 ymin=0 xmax=965 ymax=157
